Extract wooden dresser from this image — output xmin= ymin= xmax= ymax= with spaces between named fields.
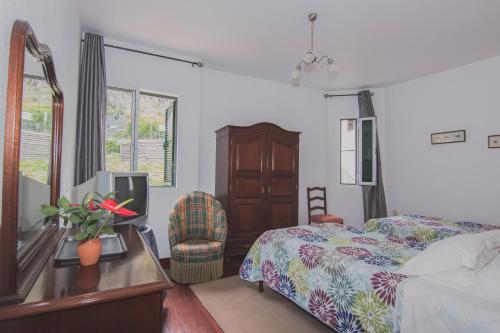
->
xmin=215 ymin=123 xmax=300 ymax=256
xmin=0 ymin=225 xmax=172 ymax=333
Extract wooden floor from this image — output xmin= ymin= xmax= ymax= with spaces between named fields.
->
xmin=162 ymin=256 xmax=244 ymax=333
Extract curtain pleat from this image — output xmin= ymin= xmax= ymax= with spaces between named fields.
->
xmin=74 ymin=33 xmax=106 ymax=185
xmin=358 ymin=90 xmax=388 ymax=221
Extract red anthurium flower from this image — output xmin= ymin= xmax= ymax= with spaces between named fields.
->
xmin=100 ymin=199 xmax=138 ymax=217
xmin=87 ymin=201 xmax=98 ymax=211
xmin=100 ymin=199 xmax=118 ymax=211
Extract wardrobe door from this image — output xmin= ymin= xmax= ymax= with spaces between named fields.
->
xmin=266 ymin=132 xmax=299 ymax=230
xmin=228 ymin=131 xmax=267 ymax=254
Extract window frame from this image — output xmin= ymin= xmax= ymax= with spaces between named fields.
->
xmin=339 ymin=118 xmax=358 ymax=185
xmin=105 ymin=86 xmax=178 ymax=187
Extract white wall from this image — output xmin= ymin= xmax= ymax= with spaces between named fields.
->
xmin=385 ymin=56 xmax=500 ymax=225
xmin=325 ymin=89 xmax=387 ymax=227
xmin=105 ymin=59 xmax=328 ymax=258
xmin=105 ymin=46 xmax=202 ymax=258
xmin=0 ymin=0 xmax=80 ymax=224
xmin=3 ymin=1 xmax=498 ymax=258
xmin=198 ymin=69 xmax=329 ymax=225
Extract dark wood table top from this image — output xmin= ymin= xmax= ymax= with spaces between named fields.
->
xmin=0 ymin=224 xmax=172 ymax=320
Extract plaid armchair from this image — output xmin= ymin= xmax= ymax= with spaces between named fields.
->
xmin=168 ymin=191 xmax=227 ymax=284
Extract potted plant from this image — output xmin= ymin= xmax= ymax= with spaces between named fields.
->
xmin=41 ymin=193 xmax=137 ymax=266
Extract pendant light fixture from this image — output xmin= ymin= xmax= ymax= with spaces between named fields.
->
xmin=291 ymin=13 xmax=337 ymax=81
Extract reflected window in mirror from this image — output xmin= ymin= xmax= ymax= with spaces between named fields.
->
xmin=21 ymin=75 xmax=52 ymax=183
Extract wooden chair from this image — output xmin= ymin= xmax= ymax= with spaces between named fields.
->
xmin=307 ymin=187 xmax=343 ymax=225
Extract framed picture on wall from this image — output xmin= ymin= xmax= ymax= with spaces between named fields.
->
xmin=431 ymin=130 xmax=466 ymax=145
xmin=488 ymin=135 xmax=500 ymax=148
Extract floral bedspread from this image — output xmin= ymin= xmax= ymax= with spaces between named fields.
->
xmin=239 ymin=216 xmax=497 ymax=333
xmin=366 ymin=215 xmax=499 ymax=249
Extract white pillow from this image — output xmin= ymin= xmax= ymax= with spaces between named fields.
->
xmin=398 ymin=230 xmax=500 ymax=276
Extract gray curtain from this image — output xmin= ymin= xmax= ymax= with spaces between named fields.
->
xmin=358 ymin=90 xmax=387 ymax=220
xmin=74 ymin=33 xmax=107 ymax=185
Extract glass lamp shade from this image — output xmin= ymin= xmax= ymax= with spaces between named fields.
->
xmin=291 ymin=69 xmax=300 ymax=80
xmin=328 ymin=62 xmax=337 ymax=74
xmin=304 ymin=51 xmax=315 ymax=64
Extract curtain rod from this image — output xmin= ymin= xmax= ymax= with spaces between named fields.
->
xmin=81 ymin=38 xmax=203 ymax=68
xmin=323 ymin=92 xmax=374 ymax=98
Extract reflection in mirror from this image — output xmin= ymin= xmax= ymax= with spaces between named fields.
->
xmin=17 ymin=50 xmax=53 ymax=255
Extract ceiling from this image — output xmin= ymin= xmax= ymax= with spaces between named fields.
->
xmin=77 ymin=0 xmax=500 ymax=90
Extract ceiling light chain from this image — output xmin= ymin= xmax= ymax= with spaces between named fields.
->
xmin=310 ymin=13 xmax=315 ymax=52
xmin=291 ymin=12 xmax=337 ymax=81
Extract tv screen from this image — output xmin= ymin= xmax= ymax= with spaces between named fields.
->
xmin=113 ymin=176 xmax=148 ymax=223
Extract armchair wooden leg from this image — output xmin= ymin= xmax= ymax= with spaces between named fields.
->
xmin=258 ymin=281 xmax=264 ymax=292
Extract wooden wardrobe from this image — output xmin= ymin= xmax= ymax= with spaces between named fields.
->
xmin=215 ymin=123 xmax=300 ymax=256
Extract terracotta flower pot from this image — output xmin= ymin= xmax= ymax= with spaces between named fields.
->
xmin=77 ymin=238 xmax=102 ymax=266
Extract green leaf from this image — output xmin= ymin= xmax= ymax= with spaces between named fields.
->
xmin=68 ymin=214 xmax=82 ymax=224
xmin=81 ymin=192 xmax=92 ymax=208
xmin=57 ymin=196 xmax=70 ymax=208
xmin=40 ymin=205 xmax=59 ymax=217
xmin=91 ymin=192 xmax=105 ymax=201
xmin=79 ymin=196 xmax=86 ymax=208
xmin=101 ymin=226 xmax=115 ymax=235
xmin=88 ymin=211 xmax=104 ymax=222
xmin=64 ymin=207 xmax=84 ymax=214
xmin=87 ymin=224 xmax=97 ymax=237
xmin=74 ymin=231 xmax=89 ymax=241
xmin=104 ymin=191 xmax=116 ymax=199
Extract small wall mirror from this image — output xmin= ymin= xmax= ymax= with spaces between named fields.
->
xmin=0 ymin=20 xmax=64 ymax=304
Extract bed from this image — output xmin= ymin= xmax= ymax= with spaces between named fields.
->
xmin=239 ymin=215 xmax=499 ymax=333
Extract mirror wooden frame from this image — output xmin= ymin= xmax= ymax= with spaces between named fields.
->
xmin=0 ymin=20 xmax=64 ymax=304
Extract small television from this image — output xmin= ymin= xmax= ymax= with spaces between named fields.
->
xmin=96 ymin=171 xmax=149 ymax=226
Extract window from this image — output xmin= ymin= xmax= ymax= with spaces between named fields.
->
xmin=105 ymin=87 xmax=177 ymax=186
xmin=340 ymin=119 xmax=357 ymax=185
xmin=339 ymin=117 xmax=377 ymax=186
xmin=105 ymin=88 xmax=133 ymax=173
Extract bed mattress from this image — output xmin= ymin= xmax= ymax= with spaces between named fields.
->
xmin=239 ymin=215 xmax=498 ymax=333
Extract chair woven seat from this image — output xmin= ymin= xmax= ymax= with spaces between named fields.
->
xmin=307 ymin=187 xmax=344 ymax=225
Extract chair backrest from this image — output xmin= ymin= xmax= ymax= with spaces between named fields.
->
xmin=168 ymin=191 xmax=227 ymax=246
xmin=307 ymin=187 xmax=328 ymax=224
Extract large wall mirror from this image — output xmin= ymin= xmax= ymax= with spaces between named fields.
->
xmin=0 ymin=20 xmax=64 ymax=304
